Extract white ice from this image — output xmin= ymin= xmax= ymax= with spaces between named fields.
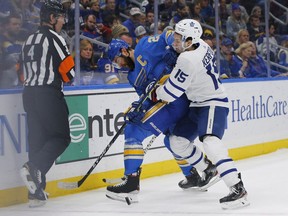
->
xmin=1 ymin=149 xmax=288 ymax=216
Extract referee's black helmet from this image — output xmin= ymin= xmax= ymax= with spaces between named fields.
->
xmin=40 ymin=0 xmax=65 ymax=23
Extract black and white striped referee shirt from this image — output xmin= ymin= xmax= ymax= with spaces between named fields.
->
xmin=21 ymin=26 xmax=75 ymax=90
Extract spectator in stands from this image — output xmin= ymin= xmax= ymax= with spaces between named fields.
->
xmin=219 ymin=37 xmax=234 ymax=79
xmin=227 ymin=0 xmax=249 ymax=23
xmin=219 ymin=0 xmax=229 ymax=33
xmin=169 ymin=3 xmax=191 ymax=27
xmin=14 ymin=0 xmax=41 ymax=33
xmin=248 ymin=41 xmax=281 ymax=77
xmin=158 ymin=0 xmax=173 ymax=21
xmin=103 ymin=14 xmax=121 ymax=29
xmin=102 ymin=14 xmax=121 ymax=43
xmin=82 ymin=14 xmax=106 ymax=59
xmin=199 ymin=0 xmax=215 ymax=26
xmin=189 ymin=1 xmax=205 ymax=23
xmin=72 ymin=0 xmax=90 ymax=10
xmin=101 ymin=0 xmax=118 ymax=24
xmin=144 ymin=9 xmax=154 ymax=33
xmin=89 ymin=0 xmax=103 ymax=23
xmin=141 ymin=0 xmax=153 ymax=15
xmin=202 ymin=28 xmax=216 ymax=49
xmin=277 ymin=36 xmax=288 ymax=70
xmin=135 ymin=25 xmax=147 ymax=43
xmin=149 ymin=22 xmax=166 ymax=35
xmin=226 ymin=3 xmax=247 ymax=40
xmin=79 ymin=39 xmax=97 ymax=85
xmin=61 ymin=0 xmax=72 ymax=10
xmin=0 ymin=0 xmax=16 ymax=18
xmin=82 ymin=14 xmax=102 ymax=39
xmin=169 ymin=0 xmax=186 ymax=18
xmin=230 ymin=42 xmax=252 ymax=78
xmin=139 ymin=13 xmax=147 ymax=27
xmin=71 ymin=0 xmax=91 ymax=29
xmin=122 ymin=7 xmax=144 ymax=38
xmin=89 ymin=0 xmax=112 ymax=43
xmin=234 ymin=29 xmax=250 ymax=48
xmin=277 ymin=10 xmax=288 ymax=35
xmin=250 ymin=5 xmax=264 ymax=23
xmin=96 ymin=53 xmax=124 ymax=84
xmin=115 ymin=0 xmax=127 ymax=14
xmin=255 ymin=22 xmax=279 ymax=62
xmin=0 ymin=13 xmax=27 ymax=88
xmin=61 ymin=0 xmax=74 ymax=37
xmin=0 ymin=17 xmax=4 ymax=86
xmin=111 ymin=24 xmax=136 ymax=48
xmin=247 ymin=15 xmax=265 ymax=42
xmin=33 ymin=0 xmax=43 ymax=9
xmin=203 ymin=37 xmax=213 ymax=48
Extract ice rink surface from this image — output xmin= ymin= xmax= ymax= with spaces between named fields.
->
xmin=1 ymin=149 xmax=288 ymax=216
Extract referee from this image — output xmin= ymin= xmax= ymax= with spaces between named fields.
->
xmin=20 ymin=0 xmax=75 ymax=208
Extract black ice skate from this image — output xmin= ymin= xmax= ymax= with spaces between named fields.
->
xmin=198 ymin=157 xmax=220 ymax=190
xmin=178 ymin=167 xmax=202 ymax=190
xmin=106 ymin=169 xmax=141 ymax=204
xmin=220 ymin=174 xmax=250 ymax=209
xmin=28 ymin=190 xmax=48 ymax=208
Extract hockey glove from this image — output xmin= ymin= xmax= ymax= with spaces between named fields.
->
xmin=162 ymin=46 xmax=178 ymax=69
xmin=125 ymin=101 xmax=147 ymax=124
xmin=145 ymin=80 xmax=159 ymax=103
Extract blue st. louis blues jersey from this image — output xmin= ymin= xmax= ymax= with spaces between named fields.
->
xmin=128 ymin=30 xmax=174 ymax=96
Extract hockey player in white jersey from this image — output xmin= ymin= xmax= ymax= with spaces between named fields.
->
xmin=149 ymin=19 xmax=250 ymax=209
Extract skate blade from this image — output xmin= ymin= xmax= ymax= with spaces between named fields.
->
xmin=106 ymin=191 xmax=138 ymax=205
xmin=180 ymin=186 xmax=208 ymax=192
xmin=221 ymin=195 xmax=250 ymax=210
xmin=28 ymin=199 xmax=46 ymax=208
xmin=20 ymin=168 xmax=37 ymax=194
xmin=199 ymin=175 xmax=221 ymax=191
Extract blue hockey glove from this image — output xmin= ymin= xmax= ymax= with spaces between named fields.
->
xmin=162 ymin=46 xmax=178 ymax=68
xmin=125 ymin=101 xmax=146 ymax=124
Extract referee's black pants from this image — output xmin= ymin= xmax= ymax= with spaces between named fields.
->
xmin=23 ymin=86 xmax=71 ymax=187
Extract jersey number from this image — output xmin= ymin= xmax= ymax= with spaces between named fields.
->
xmin=174 ymin=69 xmax=188 ymax=83
xmin=206 ymin=57 xmax=220 ymax=90
xmin=27 ymin=46 xmax=35 ymax=61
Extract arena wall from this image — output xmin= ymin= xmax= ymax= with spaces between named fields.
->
xmin=1 ymin=78 xmax=288 ymax=207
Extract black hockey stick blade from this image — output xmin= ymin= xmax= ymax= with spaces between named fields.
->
xmin=57 ymin=123 xmax=127 ymax=189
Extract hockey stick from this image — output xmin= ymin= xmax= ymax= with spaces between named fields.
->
xmin=58 ymin=76 xmax=164 ymax=189
xmin=102 ymin=135 xmax=157 ymax=185
xmin=58 ymin=122 xmax=127 ymax=189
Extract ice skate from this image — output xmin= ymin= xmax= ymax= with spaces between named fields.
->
xmin=220 ymin=174 xmax=250 ymax=209
xmin=20 ymin=162 xmax=48 ymax=207
xmin=28 ymin=190 xmax=48 ymax=208
xmin=106 ymin=169 xmax=141 ymax=204
xmin=20 ymin=162 xmax=42 ymax=194
xmin=198 ymin=157 xmax=219 ymax=190
xmin=178 ymin=167 xmax=202 ymax=191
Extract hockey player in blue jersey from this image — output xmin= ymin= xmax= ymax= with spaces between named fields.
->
xmin=105 ymin=31 xmax=217 ymax=203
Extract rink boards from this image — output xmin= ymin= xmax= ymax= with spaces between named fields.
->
xmin=0 ymin=78 xmax=288 ymax=207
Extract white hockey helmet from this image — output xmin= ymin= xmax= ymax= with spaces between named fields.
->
xmin=175 ymin=19 xmax=203 ymax=45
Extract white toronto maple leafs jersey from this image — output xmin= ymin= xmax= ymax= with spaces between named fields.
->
xmin=156 ymin=39 xmax=228 ymax=107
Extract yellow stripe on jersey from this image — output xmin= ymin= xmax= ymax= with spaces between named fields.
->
xmin=141 ymin=101 xmax=167 ymax=123
xmin=159 ymin=74 xmax=170 ymax=85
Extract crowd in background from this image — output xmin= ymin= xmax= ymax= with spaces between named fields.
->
xmin=0 ymin=0 xmax=288 ymax=88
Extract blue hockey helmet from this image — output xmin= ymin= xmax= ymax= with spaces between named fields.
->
xmin=107 ymin=39 xmax=129 ymax=61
